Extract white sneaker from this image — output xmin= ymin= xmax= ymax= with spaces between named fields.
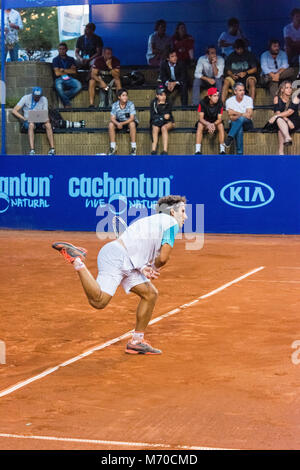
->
xmin=29 ymin=149 xmax=35 ymax=155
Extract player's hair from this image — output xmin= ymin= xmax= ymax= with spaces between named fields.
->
xmin=59 ymin=42 xmax=68 ymax=50
xmin=291 ymin=8 xmax=300 ymax=18
xmin=268 ymin=38 xmax=280 ymax=49
xmin=155 ymin=19 xmax=167 ymax=31
xmin=85 ymin=22 xmax=96 ymax=32
xmin=206 ymin=45 xmax=217 ymax=54
xmin=117 ymin=88 xmax=128 ymax=98
xmin=276 ymin=80 xmax=292 ymax=110
xmin=234 ymin=38 xmax=246 ymax=50
xmin=228 ymin=17 xmax=239 ymax=27
xmin=156 ymin=195 xmax=186 ymax=214
xmin=233 ymin=81 xmax=245 ymax=91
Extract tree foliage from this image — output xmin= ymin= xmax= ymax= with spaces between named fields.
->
xmin=19 ymin=8 xmax=59 ymax=60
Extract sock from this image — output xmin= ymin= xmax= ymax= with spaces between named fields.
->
xmin=73 ymin=257 xmax=85 ymax=271
xmin=131 ymin=142 xmax=137 ymax=149
xmin=196 ymin=144 xmax=201 ymax=152
xmin=110 ymin=142 xmax=116 ymax=149
xmin=220 ymin=143 xmax=225 ymax=152
xmin=131 ymin=331 xmax=144 ymax=344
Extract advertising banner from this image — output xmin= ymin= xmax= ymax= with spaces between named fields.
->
xmin=0 ymin=155 xmax=299 ymax=234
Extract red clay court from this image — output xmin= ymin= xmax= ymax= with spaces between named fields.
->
xmin=0 ymin=230 xmax=300 ymax=450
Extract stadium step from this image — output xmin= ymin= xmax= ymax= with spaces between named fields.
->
xmin=63 ymin=86 xmax=274 ymax=109
xmin=60 ymin=107 xmax=274 ymax=129
xmin=6 ymin=128 xmax=298 ymax=156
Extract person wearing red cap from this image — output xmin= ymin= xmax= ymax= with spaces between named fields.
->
xmin=195 ymin=87 xmax=225 ymax=155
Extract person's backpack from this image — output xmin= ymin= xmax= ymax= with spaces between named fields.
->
xmin=122 ymin=71 xmax=145 ymax=87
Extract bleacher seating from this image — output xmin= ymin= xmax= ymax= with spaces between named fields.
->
xmin=7 ymin=66 xmax=300 ymax=155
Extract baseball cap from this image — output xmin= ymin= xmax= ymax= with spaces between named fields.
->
xmin=207 ymin=87 xmax=218 ymax=96
xmin=32 ymin=87 xmax=43 ymax=97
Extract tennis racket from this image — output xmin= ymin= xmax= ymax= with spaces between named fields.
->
xmin=112 ymin=215 xmax=128 ymax=238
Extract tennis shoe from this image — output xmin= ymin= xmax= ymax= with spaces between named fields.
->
xmin=107 ymin=147 xmax=116 ymax=155
xmin=224 ymin=135 xmax=234 ymax=148
xmin=52 ymin=242 xmax=87 ymax=264
xmin=125 ymin=339 xmax=162 ymax=355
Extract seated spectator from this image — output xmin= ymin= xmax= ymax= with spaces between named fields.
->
xmin=12 ymin=87 xmax=55 ymax=155
xmin=52 ymin=43 xmax=82 ymax=109
xmin=218 ymin=17 xmax=249 ymax=57
xmin=266 ymin=80 xmax=300 ymax=155
xmin=150 ymin=86 xmax=175 ymax=155
xmin=261 ymin=39 xmax=297 ymax=99
xmin=3 ymin=8 xmax=23 ymax=62
xmin=195 ymin=87 xmax=225 ymax=155
xmin=224 ymin=82 xmax=254 ymax=155
xmin=192 ymin=46 xmax=224 ymax=105
xmin=222 ymin=39 xmax=257 ymax=103
xmin=107 ymin=88 xmax=138 ymax=156
xmin=89 ymin=47 xmax=121 ymax=108
xmin=283 ymin=8 xmax=300 ymax=67
xmin=159 ymin=50 xmax=188 ymax=106
xmin=75 ymin=22 xmax=103 ymax=69
xmin=172 ymin=22 xmax=194 ymax=65
xmin=146 ymin=19 xmax=172 ymax=67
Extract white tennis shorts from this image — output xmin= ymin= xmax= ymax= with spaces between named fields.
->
xmin=96 ymin=240 xmax=149 ymax=296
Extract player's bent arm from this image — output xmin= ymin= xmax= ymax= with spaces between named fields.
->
xmin=154 ymin=243 xmax=173 ymax=268
xmin=12 ymin=105 xmax=26 ymax=121
xmin=244 ymin=107 xmax=253 ymax=119
xmin=214 ymin=114 xmax=223 ymax=126
xmin=227 ymin=109 xmax=242 ymax=121
xmin=54 ymin=67 xmax=64 ymax=77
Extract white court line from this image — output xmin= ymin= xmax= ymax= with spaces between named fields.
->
xmin=0 ymin=432 xmax=233 ymax=450
xmin=0 ymin=266 xmax=264 ymax=399
xmin=248 ymin=280 xmax=300 ymax=283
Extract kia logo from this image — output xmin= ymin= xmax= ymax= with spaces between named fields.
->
xmin=220 ymin=180 xmax=275 ymax=209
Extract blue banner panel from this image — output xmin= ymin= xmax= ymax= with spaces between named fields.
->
xmin=0 ymin=155 xmax=300 ymax=234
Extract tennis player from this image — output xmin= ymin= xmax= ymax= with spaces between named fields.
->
xmin=52 ymin=195 xmax=187 ymax=355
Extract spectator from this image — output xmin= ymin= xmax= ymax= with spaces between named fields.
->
xmin=75 ymin=22 xmax=103 ymax=69
xmin=261 ymin=39 xmax=296 ymax=99
xmin=52 ymin=43 xmax=82 ymax=109
xmin=89 ymin=47 xmax=121 ymax=108
xmin=195 ymin=87 xmax=225 ymax=155
xmin=266 ymin=80 xmax=300 ymax=155
xmin=222 ymin=39 xmax=257 ymax=103
xmin=172 ymin=22 xmax=194 ymax=65
xmin=1 ymin=8 xmax=23 ymax=62
xmin=224 ymin=82 xmax=253 ymax=155
xmin=146 ymin=19 xmax=172 ymax=67
xmin=192 ymin=46 xmax=224 ymax=105
xmin=107 ymin=89 xmax=138 ymax=156
xmin=12 ymin=87 xmax=55 ymax=156
xmin=283 ymin=8 xmax=300 ymax=67
xmin=218 ymin=17 xmax=249 ymax=57
xmin=159 ymin=50 xmax=188 ymax=106
xmin=150 ymin=86 xmax=175 ymax=155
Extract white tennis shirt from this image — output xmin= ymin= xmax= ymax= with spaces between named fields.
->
xmin=120 ymin=213 xmax=179 ymax=270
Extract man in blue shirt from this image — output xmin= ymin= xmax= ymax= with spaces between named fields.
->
xmin=52 ymin=43 xmax=82 ymax=108
xmin=260 ymin=39 xmax=296 ymax=99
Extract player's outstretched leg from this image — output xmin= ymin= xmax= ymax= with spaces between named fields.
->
xmin=52 ymin=241 xmax=112 ymax=310
xmin=125 ymin=282 xmax=162 ymax=355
